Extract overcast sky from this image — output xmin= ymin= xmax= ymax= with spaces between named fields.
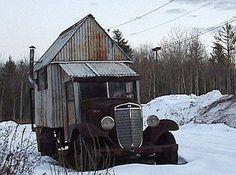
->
xmin=0 ymin=0 xmax=235 ymax=61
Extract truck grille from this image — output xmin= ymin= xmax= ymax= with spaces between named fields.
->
xmin=114 ymin=103 xmax=143 ymax=148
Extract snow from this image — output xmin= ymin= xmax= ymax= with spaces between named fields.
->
xmin=113 ymin=124 xmax=236 ymax=175
xmin=143 ymin=90 xmax=236 ymax=128
xmin=0 ymin=121 xmax=41 ymax=174
xmin=1 ymin=90 xmax=236 ymax=174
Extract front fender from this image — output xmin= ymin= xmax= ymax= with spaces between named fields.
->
xmin=143 ymin=119 xmax=179 ymax=145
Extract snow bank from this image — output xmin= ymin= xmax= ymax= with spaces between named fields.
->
xmin=193 ymin=95 xmax=236 ymax=127
xmin=143 ymin=90 xmax=236 ymax=128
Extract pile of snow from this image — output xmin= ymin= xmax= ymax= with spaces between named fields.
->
xmin=193 ymin=95 xmax=236 ymax=128
xmin=143 ymin=90 xmax=236 ymax=128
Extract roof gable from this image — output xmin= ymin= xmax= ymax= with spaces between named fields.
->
xmin=34 ymin=14 xmax=130 ymax=71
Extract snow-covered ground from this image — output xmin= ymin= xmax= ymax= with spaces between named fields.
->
xmin=114 ymin=124 xmax=236 ymax=175
xmin=1 ymin=122 xmax=236 ymax=175
xmin=0 ymin=90 xmax=236 ymax=174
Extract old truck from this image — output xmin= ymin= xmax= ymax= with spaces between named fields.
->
xmin=29 ymin=14 xmax=179 ymax=170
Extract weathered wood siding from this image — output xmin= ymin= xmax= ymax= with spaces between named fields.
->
xmin=53 ymin=17 xmax=127 ymax=62
xmin=35 ymin=64 xmax=69 ymax=128
xmin=35 ymin=66 xmax=52 ymax=127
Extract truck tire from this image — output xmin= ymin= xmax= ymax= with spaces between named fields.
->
xmin=68 ymin=135 xmax=96 ymax=171
xmin=68 ymin=129 xmax=114 ymax=170
xmin=155 ymin=132 xmax=178 ymax=164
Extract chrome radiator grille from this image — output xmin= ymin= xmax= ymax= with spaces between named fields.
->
xmin=114 ymin=103 xmax=143 ymax=148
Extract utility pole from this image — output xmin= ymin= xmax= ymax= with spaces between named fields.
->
xmin=152 ymin=46 xmax=161 ymax=99
xmin=29 ymin=46 xmax=36 ymax=131
xmin=152 ymin=47 xmax=161 ymax=60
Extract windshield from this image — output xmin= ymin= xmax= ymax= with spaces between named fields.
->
xmin=80 ymin=82 xmax=107 ymax=100
xmin=109 ymin=82 xmax=136 ymax=99
xmin=80 ymin=81 xmax=137 ymax=101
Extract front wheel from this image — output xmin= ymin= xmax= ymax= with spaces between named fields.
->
xmin=68 ymin=135 xmax=103 ymax=171
xmin=155 ymin=132 xmax=178 ymax=164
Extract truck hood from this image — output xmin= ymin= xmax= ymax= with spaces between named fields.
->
xmin=81 ymin=98 xmax=134 ymax=123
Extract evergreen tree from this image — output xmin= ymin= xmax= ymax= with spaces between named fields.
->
xmin=0 ymin=57 xmax=17 ymax=120
xmin=112 ymin=29 xmax=133 ymax=58
xmin=0 ymin=58 xmax=30 ymax=122
xmin=0 ymin=57 xmax=16 ymax=80
xmin=213 ymin=23 xmax=236 ymax=93
xmin=216 ymin=23 xmax=236 ymax=61
xmin=210 ymin=41 xmax=228 ymax=92
xmin=210 ymin=42 xmax=226 ymax=64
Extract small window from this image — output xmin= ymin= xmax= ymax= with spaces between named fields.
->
xmin=37 ymin=68 xmax=47 ymax=90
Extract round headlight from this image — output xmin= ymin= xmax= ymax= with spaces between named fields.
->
xmin=147 ymin=115 xmax=160 ymax=127
xmin=101 ymin=116 xmax=115 ymax=130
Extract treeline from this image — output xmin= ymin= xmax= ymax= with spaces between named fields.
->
xmin=114 ymin=24 xmax=236 ymax=103
xmin=0 ymin=58 xmax=30 ymax=122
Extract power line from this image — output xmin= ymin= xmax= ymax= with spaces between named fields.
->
xmin=127 ymin=0 xmax=216 ymax=37
xmin=162 ymin=17 xmax=236 ymax=49
xmin=108 ymin=0 xmax=175 ymax=29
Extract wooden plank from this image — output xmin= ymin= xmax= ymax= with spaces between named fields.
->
xmin=34 ymin=84 xmax=41 ymax=126
xmin=74 ymin=31 xmax=78 ymax=60
xmin=78 ymin=29 xmax=82 ymax=60
xmin=73 ymin=82 xmax=81 ymax=123
xmin=61 ymin=68 xmax=69 ymax=140
xmin=58 ymin=65 xmax=64 ymax=126
xmin=51 ymin=65 xmax=57 ymax=127
xmin=84 ymin=20 xmax=88 ymax=60
xmin=55 ymin=65 xmax=60 ymax=126
xmin=47 ymin=65 xmax=51 ymax=127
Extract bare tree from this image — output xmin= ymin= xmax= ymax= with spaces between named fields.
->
xmin=188 ymin=29 xmax=206 ymax=95
xmin=133 ymin=44 xmax=154 ymax=102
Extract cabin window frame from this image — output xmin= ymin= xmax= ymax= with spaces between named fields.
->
xmin=37 ymin=67 xmax=48 ymax=91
